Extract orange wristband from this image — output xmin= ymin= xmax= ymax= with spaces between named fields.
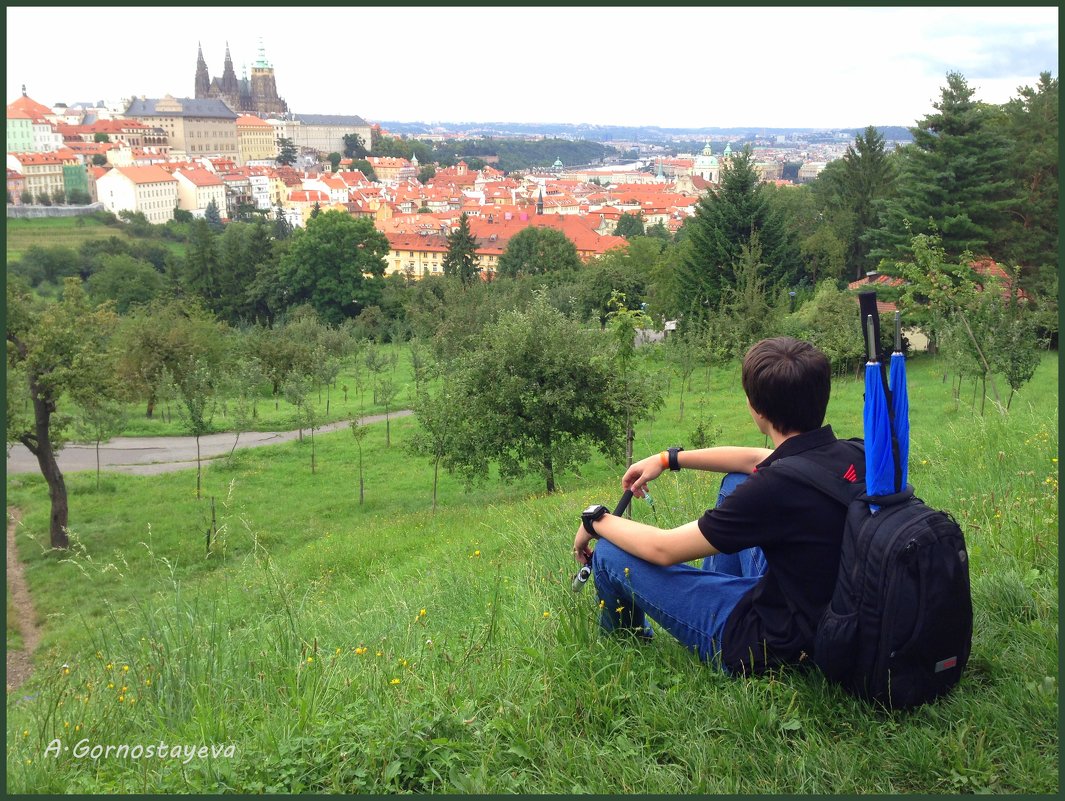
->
xmin=659 ymin=451 xmax=669 ymax=469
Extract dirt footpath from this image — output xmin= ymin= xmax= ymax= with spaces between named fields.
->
xmin=6 ymin=508 xmax=41 ymax=692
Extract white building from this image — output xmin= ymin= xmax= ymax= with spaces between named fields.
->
xmin=174 ymin=167 xmax=227 ymax=217
xmin=95 ymin=165 xmax=178 ymax=224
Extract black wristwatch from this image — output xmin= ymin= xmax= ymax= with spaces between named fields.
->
xmin=581 ymin=504 xmax=609 ymax=538
xmin=668 ymin=446 xmax=685 ymax=471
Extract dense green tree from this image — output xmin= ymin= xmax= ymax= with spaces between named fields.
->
xmin=86 ymin=253 xmax=163 ymax=313
xmin=352 ymin=159 xmax=377 ymax=181
xmin=6 ymin=278 xmax=119 ymax=548
xmin=496 ymin=226 xmax=581 ymax=278
xmin=204 ymin=199 xmax=224 ymax=231
xmin=343 ymin=132 xmax=368 ymax=159
xmin=182 ymin=218 xmax=220 ymax=301
xmin=327 ymin=151 xmax=342 ymax=172
xmin=869 ymin=72 xmax=1014 ymax=263
xmin=996 ymin=71 xmax=1058 ymax=276
xmin=93 ymin=132 xmax=110 ymax=143
xmin=91 ymin=154 xmax=107 ymax=167
xmin=437 ymin=294 xmax=627 ymax=493
xmin=442 ymin=213 xmax=481 ymax=286
xmin=114 ymin=297 xmax=228 ymax=419
xmin=278 ymin=210 xmax=389 ymax=324
xmin=676 ymin=147 xmax=798 ymax=317
xmin=276 ymin=137 xmax=298 ymax=166
xmin=9 ymin=245 xmax=81 ymax=287
xmin=418 ymin=165 xmax=437 ymax=184
xmin=614 ymin=211 xmax=646 ymax=238
xmin=576 ymin=236 xmax=660 ymax=324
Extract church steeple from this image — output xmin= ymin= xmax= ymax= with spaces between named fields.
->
xmin=221 ymin=41 xmax=239 ymax=95
xmin=536 ymin=188 xmax=544 ymax=215
xmin=195 ymin=42 xmax=210 ymax=98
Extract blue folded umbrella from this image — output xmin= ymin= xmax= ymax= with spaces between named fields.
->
xmin=863 ymin=315 xmax=895 ymax=510
xmin=889 ymin=312 xmax=909 ymax=490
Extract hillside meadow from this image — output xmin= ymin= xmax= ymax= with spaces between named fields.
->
xmin=4 ymin=351 xmax=1058 ymax=793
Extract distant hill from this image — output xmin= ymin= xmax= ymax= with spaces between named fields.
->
xmin=377 ymin=120 xmax=914 ymax=144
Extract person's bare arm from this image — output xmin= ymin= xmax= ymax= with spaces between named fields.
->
xmin=622 ymin=446 xmax=772 ymax=496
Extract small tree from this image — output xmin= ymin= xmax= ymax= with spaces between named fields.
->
xmin=437 ymin=294 xmax=627 ymax=493
xmin=284 ymin=373 xmax=319 ymax=473
xmin=73 ymin=396 xmax=128 ymax=490
xmin=378 ymin=377 xmax=398 ymax=447
xmin=350 ymin=419 xmax=368 ymax=504
xmin=409 ymin=379 xmax=463 ymax=512
xmin=174 ymin=357 xmax=218 ymax=499
xmin=606 ymin=292 xmax=661 ymax=466
xmin=327 ymin=152 xmax=342 ymax=172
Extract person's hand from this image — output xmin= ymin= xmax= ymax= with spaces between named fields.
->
xmin=622 ymin=453 xmax=665 ymax=497
xmin=572 ymin=524 xmax=594 ymax=565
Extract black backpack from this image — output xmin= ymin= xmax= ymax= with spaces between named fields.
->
xmin=772 ymin=447 xmax=973 ymax=710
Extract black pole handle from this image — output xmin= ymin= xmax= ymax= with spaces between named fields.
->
xmin=613 ymin=489 xmax=634 ymax=517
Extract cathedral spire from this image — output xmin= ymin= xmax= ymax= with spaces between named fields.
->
xmin=221 ymin=40 xmax=238 ymax=95
xmin=195 ymin=43 xmax=210 ymax=98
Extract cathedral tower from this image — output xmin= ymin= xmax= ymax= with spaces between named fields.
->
xmin=195 ymin=43 xmax=210 ymax=98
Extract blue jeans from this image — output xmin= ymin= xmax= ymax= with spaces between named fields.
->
xmin=592 ymin=472 xmax=766 ymax=664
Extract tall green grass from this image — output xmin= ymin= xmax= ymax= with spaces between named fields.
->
xmin=5 ymin=352 xmax=1057 ymax=793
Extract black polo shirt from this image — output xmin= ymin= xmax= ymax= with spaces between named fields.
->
xmin=697 ymin=426 xmax=864 ymax=674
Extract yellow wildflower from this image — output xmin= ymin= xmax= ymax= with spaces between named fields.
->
xmin=390 ymin=678 xmax=401 ymax=685
xmin=543 ymin=611 xmax=551 ymax=618
xmin=419 ymin=608 xmax=427 ymax=617
xmin=117 ymin=695 xmax=125 ymax=703
xmin=616 ymin=606 xmax=624 ymax=613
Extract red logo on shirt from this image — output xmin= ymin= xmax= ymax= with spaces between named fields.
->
xmin=843 ymin=464 xmax=858 ymax=483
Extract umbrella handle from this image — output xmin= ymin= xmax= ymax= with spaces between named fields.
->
xmin=865 ymin=315 xmax=877 ymax=362
xmin=894 ymin=311 xmax=901 ymax=353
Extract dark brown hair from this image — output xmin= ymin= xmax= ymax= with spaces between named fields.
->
xmin=741 ymin=337 xmax=831 ymax=434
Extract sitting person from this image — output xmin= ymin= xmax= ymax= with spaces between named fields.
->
xmin=572 ymin=336 xmax=863 ymax=674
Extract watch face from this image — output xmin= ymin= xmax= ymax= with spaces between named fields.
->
xmin=583 ymin=504 xmax=600 ymax=516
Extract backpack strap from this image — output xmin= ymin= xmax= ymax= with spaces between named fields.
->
xmin=768 ymin=453 xmax=867 ymax=508
xmin=763 ymin=451 xmax=866 ymax=648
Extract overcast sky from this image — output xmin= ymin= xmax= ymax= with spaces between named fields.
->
xmin=6 ymin=6 xmax=1058 ymax=129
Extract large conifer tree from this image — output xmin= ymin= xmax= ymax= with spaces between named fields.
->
xmin=676 ymin=147 xmax=797 ymax=318
xmin=442 ymin=212 xmax=481 ymax=286
xmin=869 ymin=72 xmax=1014 ymax=263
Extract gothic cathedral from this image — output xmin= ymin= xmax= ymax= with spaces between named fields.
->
xmin=195 ymin=41 xmax=288 ymax=117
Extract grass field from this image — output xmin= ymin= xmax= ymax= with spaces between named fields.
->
xmin=6 ymin=215 xmax=186 ymax=267
xmin=6 ymin=216 xmax=132 ymax=263
xmin=5 ymin=351 xmax=1058 ymax=793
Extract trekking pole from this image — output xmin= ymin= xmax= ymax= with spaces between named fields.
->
xmin=571 ymin=489 xmax=634 ymax=592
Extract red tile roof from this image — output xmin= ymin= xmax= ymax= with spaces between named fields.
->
xmin=113 ymin=165 xmax=178 ymax=185
xmin=7 ymin=94 xmax=53 ymax=119
xmin=176 ymin=167 xmax=224 ymax=187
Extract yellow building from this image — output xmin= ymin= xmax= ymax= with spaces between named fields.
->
xmin=235 ymin=114 xmax=276 ymax=166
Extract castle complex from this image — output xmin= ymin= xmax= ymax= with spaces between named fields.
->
xmin=195 ymin=41 xmax=288 ymax=118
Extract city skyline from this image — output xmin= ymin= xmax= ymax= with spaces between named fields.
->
xmin=6 ymin=6 xmax=1059 ymax=130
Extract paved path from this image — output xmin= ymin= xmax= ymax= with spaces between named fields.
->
xmin=6 ymin=410 xmax=413 ymax=477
